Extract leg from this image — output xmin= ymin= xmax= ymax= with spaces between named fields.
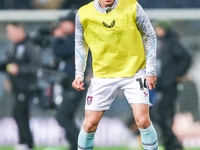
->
xmin=78 ymin=110 xmax=105 ymax=150
xmin=77 ymin=77 xmax=119 ymax=150
xmin=121 ymin=71 xmax=158 ymax=149
xmin=153 ymin=86 xmax=182 ymax=150
xmin=13 ymin=91 xmax=33 ymax=149
xmin=56 ymin=89 xmax=85 ymax=150
xmin=131 ymin=103 xmax=158 ymax=150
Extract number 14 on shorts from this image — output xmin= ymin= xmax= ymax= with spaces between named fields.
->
xmin=136 ymin=78 xmax=147 ymax=90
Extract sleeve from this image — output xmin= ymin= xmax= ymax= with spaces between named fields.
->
xmin=0 ymin=46 xmax=13 ymax=71
xmin=75 ymin=11 xmax=89 ymax=79
xmin=0 ymin=63 xmax=7 ymax=71
xmin=136 ymin=3 xmax=157 ymax=76
xmin=18 ymin=42 xmax=41 ymax=75
xmin=0 ymin=57 xmax=9 ymax=71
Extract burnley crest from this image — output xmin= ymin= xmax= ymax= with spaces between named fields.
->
xmin=87 ymin=96 xmax=93 ymax=105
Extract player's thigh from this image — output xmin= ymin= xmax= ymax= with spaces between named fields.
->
xmin=83 ymin=110 xmax=106 ymax=131
xmin=130 ymin=103 xmax=151 ymax=128
xmin=122 ymin=70 xmax=150 ymax=105
xmin=85 ymin=77 xmax=119 ymax=111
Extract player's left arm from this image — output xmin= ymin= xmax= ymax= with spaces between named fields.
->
xmin=135 ymin=2 xmax=157 ymax=90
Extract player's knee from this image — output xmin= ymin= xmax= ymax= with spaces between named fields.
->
xmin=135 ymin=116 xmax=150 ymax=129
xmin=83 ymin=121 xmax=98 ymax=133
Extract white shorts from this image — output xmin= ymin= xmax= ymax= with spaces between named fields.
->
xmin=85 ymin=69 xmax=151 ymax=111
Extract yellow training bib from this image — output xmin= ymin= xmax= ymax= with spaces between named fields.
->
xmin=79 ymin=0 xmax=146 ymax=78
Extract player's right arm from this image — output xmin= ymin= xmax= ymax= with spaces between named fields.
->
xmin=72 ymin=11 xmax=89 ymax=91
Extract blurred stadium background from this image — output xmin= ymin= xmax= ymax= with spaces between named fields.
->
xmin=0 ymin=0 xmax=200 ymax=150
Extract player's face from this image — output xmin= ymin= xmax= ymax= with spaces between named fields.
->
xmin=98 ymin=0 xmax=115 ymax=8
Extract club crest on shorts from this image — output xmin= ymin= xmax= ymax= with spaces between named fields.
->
xmin=87 ymin=96 xmax=93 ymax=105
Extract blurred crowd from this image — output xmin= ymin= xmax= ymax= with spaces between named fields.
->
xmin=0 ymin=11 xmax=91 ymax=150
xmin=0 ymin=0 xmax=200 ymax=9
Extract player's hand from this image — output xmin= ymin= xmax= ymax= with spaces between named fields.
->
xmin=146 ymin=75 xmax=157 ymax=90
xmin=72 ymin=77 xmax=85 ymax=91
